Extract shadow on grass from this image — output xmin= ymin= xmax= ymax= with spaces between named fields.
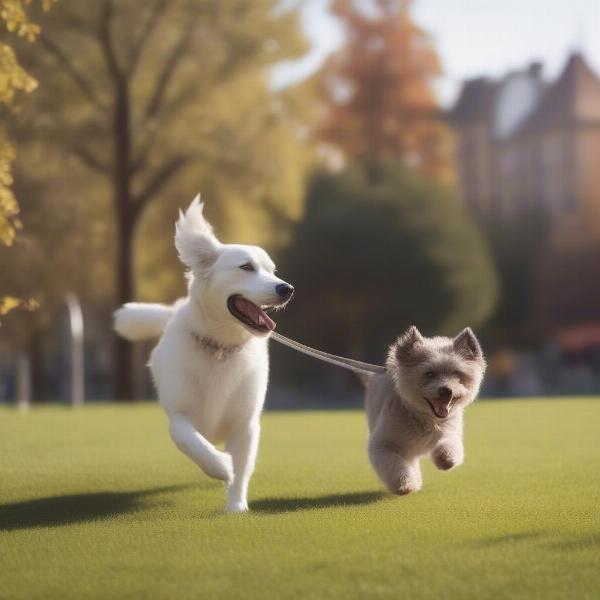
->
xmin=474 ymin=531 xmax=600 ymax=551
xmin=548 ymin=534 xmax=600 ymax=551
xmin=0 ymin=484 xmax=195 ymax=531
xmin=251 ymin=491 xmax=386 ymax=514
xmin=472 ymin=531 xmax=543 ymax=547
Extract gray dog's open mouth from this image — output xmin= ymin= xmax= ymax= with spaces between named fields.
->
xmin=227 ymin=295 xmax=276 ymax=333
xmin=425 ymin=398 xmax=453 ymax=419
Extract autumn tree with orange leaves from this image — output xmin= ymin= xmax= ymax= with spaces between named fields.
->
xmin=319 ymin=0 xmax=452 ymax=182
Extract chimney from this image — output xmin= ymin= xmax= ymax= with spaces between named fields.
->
xmin=528 ymin=61 xmax=543 ymax=79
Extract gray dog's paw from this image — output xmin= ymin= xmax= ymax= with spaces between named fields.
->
xmin=432 ymin=448 xmax=460 ymax=471
xmin=393 ymin=483 xmax=418 ymax=496
xmin=388 ymin=475 xmax=421 ymax=496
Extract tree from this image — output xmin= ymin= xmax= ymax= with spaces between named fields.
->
xmin=274 ymin=164 xmax=497 ymax=389
xmin=15 ymin=0 xmax=311 ymax=398
xmin=0 ymin=0 xmax=51 ymax=320
xmin=479 ymin=210 xmax=550 ymax=348
xmin=319 ymin=0 xmax=452 ymax=182
xmin=0 ymin=143 xmax=112 ymax=401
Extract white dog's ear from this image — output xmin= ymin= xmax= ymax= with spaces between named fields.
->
xmin=453 ymin=327 xmax=483 ymax=361
xmin=175 ymin=195 xmax=221 ymax=271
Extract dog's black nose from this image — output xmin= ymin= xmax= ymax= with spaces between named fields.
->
xmin=276 ymin=283 xmax=294 ymax=300
xmin=438 ymin=386 xmax=452 ymax=399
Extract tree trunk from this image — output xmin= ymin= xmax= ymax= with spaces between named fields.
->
xmin=113 ymin=79 xmax=135 ymax=401
xmin=114 ymin=217 xmax=134 ymax=400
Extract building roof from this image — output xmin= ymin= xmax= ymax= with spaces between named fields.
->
xmin=517 ymin=53 xmax=600 ymax=134
xmin=449 ymin=53 xmax=600 ymax=136
xmin=448 ymin=77 xmax=497 ymax=124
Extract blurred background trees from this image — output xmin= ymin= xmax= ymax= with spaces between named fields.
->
xmin=0 ymin=0 xmax=51 ymax=306
xmin=3 ymin=0 xmax=597 ymax=403
xmin=0 ymin=0 xmax=499 ymax=403
xmin=8 ymin=0 xmax=313 ymax=399
xmin=268 ymin=0 xmax=493 ymax=394
xmin=319 ymin=0 xmax=453 ymax=184
xmin=0 ymin=1 xmax=53 ymax=404
xmin=272 ymin=163 xmax=497 ymax=392
xmin=480 ymin=210 xmax=550 ymax=349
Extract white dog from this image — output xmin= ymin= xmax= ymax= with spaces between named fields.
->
xmin=114 ymin=197 xmax=294 ymax=513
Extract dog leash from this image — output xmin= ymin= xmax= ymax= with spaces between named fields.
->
xmin=271 ymin=332 xmax=387 ymax=376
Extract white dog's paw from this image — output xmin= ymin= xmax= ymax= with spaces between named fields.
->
xmin=204 ymin=450 xmax=234 ymax=483
xmin=226 ymin=500 xmax=249 ymax=514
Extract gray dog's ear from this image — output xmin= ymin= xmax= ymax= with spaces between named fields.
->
xmin=453 ymin=328 xmax=483 ymax=361
xmin=395 ymin=326 xmax=424 ymax=363
xmin=175 ymin=195 xmax=221 ymax=272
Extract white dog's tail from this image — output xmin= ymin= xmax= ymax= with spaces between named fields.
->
xmin=114 ymin=303 xmax=177 ymax=341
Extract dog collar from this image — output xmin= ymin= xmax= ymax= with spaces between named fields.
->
xmin=191 ymin=331 xmax=243 ymax=360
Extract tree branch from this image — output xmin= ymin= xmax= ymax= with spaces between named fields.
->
xmin=132 ymin=80 xmax=200 ymax=174
xmin=98 ymin=0 xmax=122 ymax=82
xmin=39 ymin=34 xmax=105 ymax=112
xmin=126 ymin=0 xmax=168 ymax=77
xmin=134 ymin=155 xmax=189 ymax=212
xmin=130 ymin=126 xmax=160 ymax=176
xmin=67 ymin=142 xmax=110 ymax=174
xmin=144 ymin=16 xmax=198 ymax=122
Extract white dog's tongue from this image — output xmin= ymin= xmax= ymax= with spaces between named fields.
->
xmin=431 ymin=398 xmax=451 ymax=418
xmin=234 ymin=296 xmax=276 ymax=331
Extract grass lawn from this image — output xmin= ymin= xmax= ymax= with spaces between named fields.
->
xmin=1 ymin=399 xmax=599 ymax=599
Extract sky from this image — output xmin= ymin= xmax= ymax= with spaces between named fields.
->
xmin=271 ymin=0 xmax=600 ymax=106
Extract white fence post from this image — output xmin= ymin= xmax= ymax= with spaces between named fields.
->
xmin=16 ymin=352 xmax=31 ymax=412
xmin=66 ymin=293 xmax=84 ymax=406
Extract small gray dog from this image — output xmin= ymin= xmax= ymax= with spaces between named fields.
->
xmin=363 ymin=326 xmax=486 ymax=495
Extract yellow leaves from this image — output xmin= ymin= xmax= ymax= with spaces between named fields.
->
xmin=0 ymin=192 xmax=21 ymax=246
xmin=0 ymin=1 xmax=52 ymax=326
xmin=0 ymin=296 xmax=20 ymax=314
xmin=0 ymin=296 xmax=39 ymax=328
xmin=0 ymin=43 xmax=37 ymax=103
xmin=0 ymin=129 xmax=21 ymax=245
xmin=0 ymin=0 xmax=54 ymax=42
xmin=0 ymin=295 xmax=38 ymax=315
xmin=0 ymin=1 xmax=53 ymax=246
xmin=0 ymin=128 xmax=15 ymax=183
xmin=0 ymin=1 xmax=55 ymax=104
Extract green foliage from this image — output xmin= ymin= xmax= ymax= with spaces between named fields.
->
xmin=4 ymin=1 xmax=314 ymax=395
xmin=11 ymin=0 xmax=314 ymax=301
xmin=134 ymin=80 xmax=315 ymax=302
xmin=0 ymin=146 xmax=111 ymax=346
xmin=480 ymin=209 xmax=550 ymax=348
xmin=1 ymin=400 xmax=599 ymax=599
xmin=277 ymin=163 xmax=498 ymax=367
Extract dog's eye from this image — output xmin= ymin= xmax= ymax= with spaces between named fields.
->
xmin=424 ymin=370 xmax=436 ymax=379
xmin=239 ymin=263 xmax=255 ymax=272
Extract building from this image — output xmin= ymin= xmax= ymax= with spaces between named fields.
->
xmin=449 ymin=52 xmax=600 ymax=244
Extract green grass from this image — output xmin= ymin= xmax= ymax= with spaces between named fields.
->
xmin=1 ymin=399 xmax=599 ymax=600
